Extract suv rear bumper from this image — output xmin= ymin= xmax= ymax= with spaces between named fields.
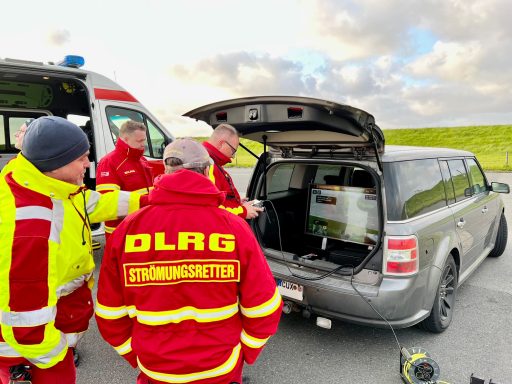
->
xmin=269 ymin=258 xmax=441 ymax=329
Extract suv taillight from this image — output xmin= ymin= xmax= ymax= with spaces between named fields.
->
xmin=384 ymin=235 xmax=418 ymax=275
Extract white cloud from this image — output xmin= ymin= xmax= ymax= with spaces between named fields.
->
xmin=2 ymin=0 xmax=512 ymax=136
xmin=407 ymin=41 xmax=484 ymax=82
xmin=170 ymin=52 xmax=316 ymax=96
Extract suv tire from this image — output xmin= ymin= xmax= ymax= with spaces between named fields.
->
xmin=420 ymin=254 xmax=457 ymax=333
xmin=488 ymin=213 xmax=508 ymax=258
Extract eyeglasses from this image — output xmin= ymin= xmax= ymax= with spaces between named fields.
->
xmin=224 ymin=140 xmax=238 ymax=155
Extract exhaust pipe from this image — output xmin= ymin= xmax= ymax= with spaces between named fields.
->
xmin=282 ymin=301 xmax=293 ymax=314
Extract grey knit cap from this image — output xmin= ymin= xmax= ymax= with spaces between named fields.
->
xmin=22 ymin=116 xmax=90 ymax=172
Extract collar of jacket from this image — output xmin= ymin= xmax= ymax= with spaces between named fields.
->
xmin=149 ymin=169 xmax=225 ymax=207
xmin=10 ymin=154 xmax=83 ymax=199
xmin=116 ymin=137 xmax=145 ymax=160
xmin=203 ymin=141 xmax=232 ymax=167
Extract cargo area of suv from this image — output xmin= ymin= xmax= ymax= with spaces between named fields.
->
xmin=252 ymin=161 xmax=383 ymax=274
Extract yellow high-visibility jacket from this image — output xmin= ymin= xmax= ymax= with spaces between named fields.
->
xmin=0 ymin=154 xmax=141 ymax=368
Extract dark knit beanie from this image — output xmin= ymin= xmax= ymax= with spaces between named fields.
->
xmin=22 ymin=116 xmax=90 ymax=172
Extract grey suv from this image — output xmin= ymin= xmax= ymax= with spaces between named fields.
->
xmin=185 ymin=96 xmax=509 ymax=332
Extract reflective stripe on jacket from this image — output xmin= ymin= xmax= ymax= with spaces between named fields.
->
xmin=95 ymin=169 xmax=282 ymax=383
xmin=96 ymin=138 xmax=153 ymax=233
xmin=0 ymin=154 xmax=141 ymax=368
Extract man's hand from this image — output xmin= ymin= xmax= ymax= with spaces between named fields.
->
xmin=243 ymin=200 xmax=264 ymax=219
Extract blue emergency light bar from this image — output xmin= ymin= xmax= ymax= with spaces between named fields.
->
xmin=57 ymin=55 xmax=85 ymax=68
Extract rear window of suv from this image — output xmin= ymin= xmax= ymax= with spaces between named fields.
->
xmin=384 ymin=159 xmax=447 ymax=220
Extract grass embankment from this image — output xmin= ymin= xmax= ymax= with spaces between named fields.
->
xmin=196 ymin=125 xmax=512 ymax=170
xmin=384 ymin=125 xmax=512 ymax=171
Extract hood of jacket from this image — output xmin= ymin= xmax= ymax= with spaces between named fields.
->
xmin=115 ymin=137 xmax=145 ymax=160
xmin=149 ymin=169 xmax=225 ymax=207
xmin=203 ymin=141 xmax=232 ymax=167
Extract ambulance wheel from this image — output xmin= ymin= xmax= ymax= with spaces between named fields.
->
xmin=420 ymin=255 xmax=457 ymax=333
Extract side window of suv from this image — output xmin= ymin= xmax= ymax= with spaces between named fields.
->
xmin=268 ymin=163 xmax=295 ymax=193
xmin=106 ymin=106 xmax=167 ymax=159
xmin=466 ymin=158 xmax=486 ymax=194
xmin=447 ymin=159 xmax=471 ymax=202
xmin=314 ymin=165 xmax=344 ymax=185
xmin=439 ymin=161 xmax=456 ymax=204
xmin=383 ymin=159 xmax=447 ymax=220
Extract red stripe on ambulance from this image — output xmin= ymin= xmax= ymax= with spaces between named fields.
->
xmin=94 ymin=88 xmax=138 ymax=102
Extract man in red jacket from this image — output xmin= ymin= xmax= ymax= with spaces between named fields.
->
xmin=203 ymin=124 xmax=263 ymax=219
xmin=95 ymin=138 xmax=282 ymax=384
xmin=96 ymin=120 xmax=153 ymax=240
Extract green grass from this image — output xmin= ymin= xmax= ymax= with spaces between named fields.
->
xmin=196 ymin=124 xmax=512 ymax=170
xmin=384 ymin=125 xmax=512 ymax=171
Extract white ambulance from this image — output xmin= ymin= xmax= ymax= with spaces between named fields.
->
xmin=0 ymin=55 xmax=173 ymax=183
xmin=0 ymin=55 xmax=173 ymax=236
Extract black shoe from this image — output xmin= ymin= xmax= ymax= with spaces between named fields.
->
xmin=72 ymin=348 xmax=80 ymax=367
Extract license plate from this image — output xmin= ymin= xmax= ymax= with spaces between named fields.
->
xmin=276 ymin=279 xmax=303 ymax=301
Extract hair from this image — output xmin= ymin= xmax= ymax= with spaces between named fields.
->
xmin=120 ymin=120 xmax=147 ymax=136
xmin=209 ymin=123 xmax=238 ymax=145
xmin=164 ymin=157 xmax=208 ymax=175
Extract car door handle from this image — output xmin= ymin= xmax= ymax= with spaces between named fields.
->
xmin=482 ymin=206 xmax=488 ymax=214
xmin=457 ymin=219 xmax=466 ymax=228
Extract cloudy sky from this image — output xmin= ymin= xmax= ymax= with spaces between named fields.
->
xmin=2 ymin=0 xmax=511 ymax=136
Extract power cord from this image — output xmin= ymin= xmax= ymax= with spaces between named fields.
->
xmin=349 ymin=269 xmax=403 ymax=355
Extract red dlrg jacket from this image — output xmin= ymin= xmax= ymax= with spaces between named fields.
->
xmin=95 ymin=169 xmax=282 ymax=383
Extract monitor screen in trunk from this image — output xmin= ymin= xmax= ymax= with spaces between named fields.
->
xmin=305 ymin=184 xmax=379 ymax=245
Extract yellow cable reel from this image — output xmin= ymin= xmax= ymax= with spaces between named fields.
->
xmin=400 ymin=347 xmax=450 ymax=384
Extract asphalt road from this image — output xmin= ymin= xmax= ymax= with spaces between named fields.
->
xmin=78 ymin=171 xmax=512 ymax=384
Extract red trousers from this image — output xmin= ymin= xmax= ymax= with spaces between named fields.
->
xmin=0 ymin=348 xmax=75 ymax=384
